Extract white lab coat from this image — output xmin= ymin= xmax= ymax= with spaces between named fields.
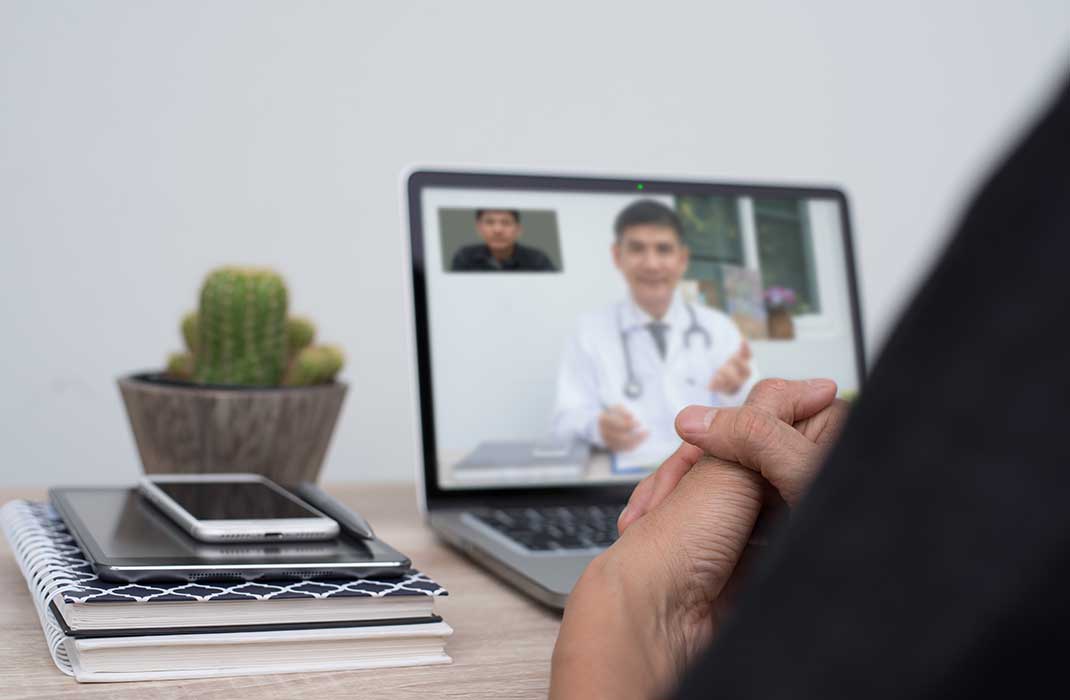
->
xmin=552 ymin=294 xmax=758 ymax=467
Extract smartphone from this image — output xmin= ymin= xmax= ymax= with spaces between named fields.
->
xmin=138 ymin=474 xmax=339 ymax=542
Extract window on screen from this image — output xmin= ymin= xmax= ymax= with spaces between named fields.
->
xmin=439 ymin=207 xmax=563 ymax=273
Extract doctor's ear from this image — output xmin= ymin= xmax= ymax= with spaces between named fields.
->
xmin=611 ymin=241 xmax=623 ymax=268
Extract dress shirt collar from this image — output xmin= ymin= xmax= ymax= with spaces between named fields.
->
xmin=621 ymin=291 xmax=687 ymax=333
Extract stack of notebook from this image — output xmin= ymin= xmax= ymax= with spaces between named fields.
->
xmin=1 ymin=500 xmax=452 ymax=682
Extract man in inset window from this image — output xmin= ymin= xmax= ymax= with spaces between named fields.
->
xmin=450 ymin=209 xmax=556 ymax=272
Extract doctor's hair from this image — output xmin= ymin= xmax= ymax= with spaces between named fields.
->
xmin=475 ymin=209 xmax=521 ymax=222
xmin=614 ymin=200 xmax=684 ymax=241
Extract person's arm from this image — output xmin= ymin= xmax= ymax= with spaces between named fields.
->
xmin=671 ymin=72 xmax=1070 ymax=700
xmin=552 ymin=327 xmax=649 ymax=451
xmin=552 ymin=455 xmax=766 ymax=700
xmin=551 ymin=330 xmax=607 ymax=447
xmin=552 ymin=379 xmax=844 ymax=699
xmin=709 ymin=334 xmax=758 ymax=405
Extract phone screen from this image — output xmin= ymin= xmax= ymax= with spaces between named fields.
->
xmin=157 ymin=481 xmax=319 ymax=520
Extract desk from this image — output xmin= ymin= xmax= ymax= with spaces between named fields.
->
xmin=0 ymin=484 xmax=563 ymax=699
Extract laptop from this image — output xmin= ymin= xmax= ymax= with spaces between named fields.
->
xmin=404 ymin=170 xmax=866 ymax=608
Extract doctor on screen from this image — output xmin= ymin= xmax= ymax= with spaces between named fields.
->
xmin=551 ymin=200 xmax=757 ymax=466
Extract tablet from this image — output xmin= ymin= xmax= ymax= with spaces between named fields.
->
xmin=49 ymin=487 xmax=411 ymax=583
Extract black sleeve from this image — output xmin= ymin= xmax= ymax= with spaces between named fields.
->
xmin=675 ymin=72 xmax=1070 ymax=699
xmin=537 ymin=251 xmax=556 ymax=272
xmin=450 ymin=247 xmax=469 ymax=271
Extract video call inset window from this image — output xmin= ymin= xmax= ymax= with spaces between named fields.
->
xmin=439 ymin=208 xmax=564 ymax=273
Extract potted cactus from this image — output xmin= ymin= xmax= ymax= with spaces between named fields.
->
xmin=118 ymin=267 xmax=347 ymax=485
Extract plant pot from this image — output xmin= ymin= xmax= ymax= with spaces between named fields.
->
xmin=767 ymin=308 xmax=796 ymax=340
xmin=118 ymin=373 xmax=347 ymax=485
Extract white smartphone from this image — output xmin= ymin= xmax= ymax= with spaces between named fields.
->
xmin=138 ymin=474 xmax=340 ymax=543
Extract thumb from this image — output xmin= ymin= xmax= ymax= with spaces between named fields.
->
xmin=675 ymin=404 xmax=821 ymax=506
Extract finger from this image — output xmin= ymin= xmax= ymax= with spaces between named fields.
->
xmin=621 ymin=430 xmax=648 ymax=451
xmin=604 ymin=412 xmax=637 ymax=432
xmin=618 ymin=443 xmax=703 ymax=534
xmin=795 ymin=398 xmax=851 ymax=447
xmin=646 ymin=442 xmax=705 ymax=516
xmin=612 ymin=405 xmax=639 ymax=430
xmin=739 ymin=339 xmax=752 ymax=360
xmin=618 ymin=472 xmax=657 ymax=534
xmin=744 ymin=378 xmax=837 ymax=425
xmin=732 ymin=351 xmax=751 ymax=376
xmin=711 ymin=362 xmax=745 ymax=395
xmin=608 ymin=429 xmax=647 ymax=453
xmin=605 ymin=427 xmax=642 ymax=453
xmin=637 ymin=457 xmax=765 ymax=597
xmin=724 ymin=361 xmax=747 ymax=389
xmin=675 ymin=404 xmax=820 ymax=505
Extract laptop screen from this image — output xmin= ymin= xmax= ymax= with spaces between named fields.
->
xmin=412 ymin=175 xmax=863 ymax=491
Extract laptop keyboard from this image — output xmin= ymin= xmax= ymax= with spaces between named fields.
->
xmin=473 ymin=504 xmax=624 ymax=551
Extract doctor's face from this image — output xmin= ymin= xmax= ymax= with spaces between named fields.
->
xmin=612 ymin=225 xmax=690 ymax=316
xmin=475 ymin=211 xmax=522 ymax=255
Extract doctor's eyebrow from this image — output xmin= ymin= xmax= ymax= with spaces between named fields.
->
xmin=624 ymin=239 xmax=678 ymax=254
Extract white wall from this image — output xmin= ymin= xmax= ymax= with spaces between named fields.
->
xmin=1 ymin=1 xmax=1068 ymax=486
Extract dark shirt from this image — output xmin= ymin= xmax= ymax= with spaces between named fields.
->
xmin=450 ymin=243 xmax=556 ymax=272
xmin=676 ymin=73 xmax=1070 ymax=699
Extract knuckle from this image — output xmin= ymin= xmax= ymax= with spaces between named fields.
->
xmin=732 ymin=405 xmax=776 ymax=447
xmin=750 ymin=377 xmax=789 ymax=402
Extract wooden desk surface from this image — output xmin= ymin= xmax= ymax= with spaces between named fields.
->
xmin=0 ymin=484 xmax=563 ymax=699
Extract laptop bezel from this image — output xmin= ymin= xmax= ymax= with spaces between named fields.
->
xmin=405 ymin=169 xmax=866 ymax=509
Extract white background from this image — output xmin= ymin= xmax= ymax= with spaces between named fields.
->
xmin=1 ymin=2 xmax=1068 ymax=486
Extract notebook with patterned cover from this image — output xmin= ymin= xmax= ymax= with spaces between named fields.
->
xmin=1 ymin=500 xmax=451 ymax=681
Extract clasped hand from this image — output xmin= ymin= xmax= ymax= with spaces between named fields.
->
xmin=550 ymin=378 xmax=850 ymax=699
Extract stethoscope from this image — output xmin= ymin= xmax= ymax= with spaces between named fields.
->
xmin=619 ymin=303 xmax=712 ymax=399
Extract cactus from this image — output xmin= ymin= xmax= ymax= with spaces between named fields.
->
xmin=165 ymin=267 xmax=344 ymax=387
xmin=287 ymin=316 xmax=316 ymax=356
xmin=181 ymin=312 xmax=199 ymax=353
xmin=284 ymin=345 xmax=345 ymax=386
xmin=194 ymin=267 xmax=289 ymax=386
xmin=166 ymin=351 xmax=194 ymax=380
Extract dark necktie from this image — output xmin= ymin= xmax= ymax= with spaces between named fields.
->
xmin=647 ymin=321 xmax=668 ymax=360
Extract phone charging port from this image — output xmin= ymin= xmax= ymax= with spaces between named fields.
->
xmin=264 ymin=532 xmax=283 ymax=539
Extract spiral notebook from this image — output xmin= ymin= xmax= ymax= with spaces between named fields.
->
xmin=1 ymin=500 xmax=452 ymax=682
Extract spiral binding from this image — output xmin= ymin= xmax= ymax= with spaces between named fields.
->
xmin=1 ymin=501 xmax=78 ymax=676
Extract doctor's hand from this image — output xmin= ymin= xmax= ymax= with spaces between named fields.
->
xmin=618 ymin=378 xmax=849 ymax=535
xmin=708 ymin=340 xmax=753 ymax=396
xmin=598 ymin=405 xmax=649 ymax=452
